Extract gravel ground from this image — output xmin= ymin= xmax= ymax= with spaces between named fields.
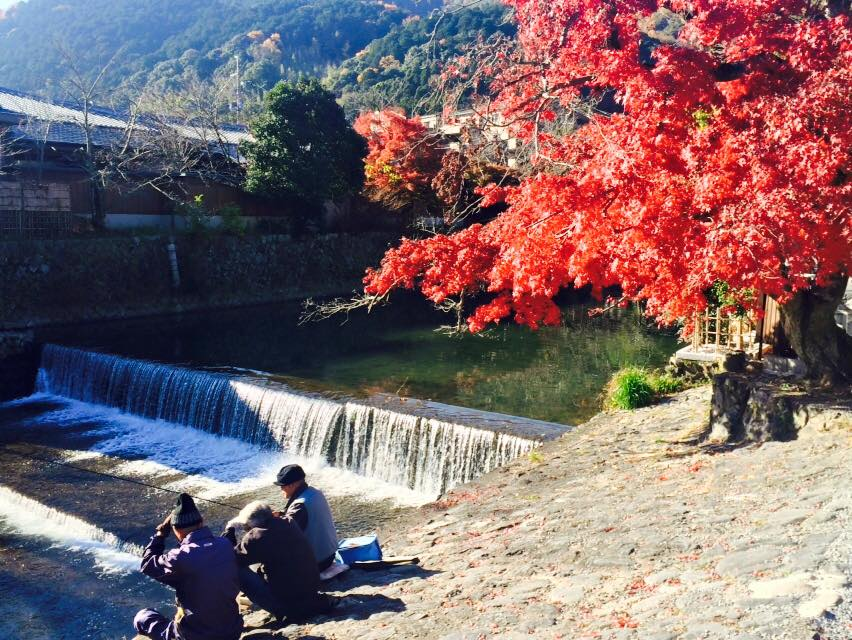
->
xmin=237 ymin=385 xmax=852 ymax=640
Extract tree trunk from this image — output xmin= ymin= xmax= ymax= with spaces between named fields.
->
xmin=779 ymin=275 xmax=852 ymax=384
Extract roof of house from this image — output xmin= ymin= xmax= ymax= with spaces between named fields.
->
xmin=0 ymin=85 xmax=252 ymax=149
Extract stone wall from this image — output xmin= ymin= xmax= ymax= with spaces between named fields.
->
xmin=0 ymin=232 xmax=395 ymax=329
xmin=0 ymin=331 xmax=37 ymax=401
xmin=0 ymin=182 xmax=73 ymax=235
xmin=0 ymin=181 xmax=71 ymax=212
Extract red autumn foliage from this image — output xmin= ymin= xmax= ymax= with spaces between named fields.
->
xmin=363 ymin=1 xmax=851 ymax=342
xmin=353 ymin=108 xmax=443 ymax=212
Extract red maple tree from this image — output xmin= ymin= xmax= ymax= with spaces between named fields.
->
xmin=363 ymin=0 xmax=852 ymax=381
xmin=353 ymin=108 xmax=443 ymax=214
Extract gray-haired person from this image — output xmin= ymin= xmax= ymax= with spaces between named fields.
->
xmin=223 ymin=501 xmax=337 ymax=622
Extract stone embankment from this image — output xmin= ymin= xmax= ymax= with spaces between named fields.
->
xmin=0 ymin=331 xmax=36 ymax=401
xmin=0 ymin=232 xmax=393 ymax=329
xmin=245 ymin=386 xmax=852 ymax=640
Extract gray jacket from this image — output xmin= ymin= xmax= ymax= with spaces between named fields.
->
xmin=284 ymin=484 xmax=338 ymax=563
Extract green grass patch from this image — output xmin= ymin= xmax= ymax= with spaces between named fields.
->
xmin=605 ymin=367 xmax=655 ymax=410
xmin=650 ymin=373 xmax=684 ymax=395
xmin=604 ymin=368 xmax=685 ymax=410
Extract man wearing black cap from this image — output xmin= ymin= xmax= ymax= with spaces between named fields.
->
xmin=274 ymin=464 xmax=338 ymax=571
xmin=133 ymin=493 xmax=243 ymax=640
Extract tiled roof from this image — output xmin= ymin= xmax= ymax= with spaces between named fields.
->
xmin=5 ymin=122 xmax=126 ymax=147
xmin=0 ymin=86 xmax=128 ymax=130
xmin=0 ymin=85 xmax=251 ymax=148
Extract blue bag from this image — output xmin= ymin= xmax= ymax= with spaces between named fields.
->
xmin=336 ymin=534 xmax=382 ymax=564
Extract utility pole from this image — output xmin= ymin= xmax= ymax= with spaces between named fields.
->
xmin=233 ymin=54 xmax=243 ymax=114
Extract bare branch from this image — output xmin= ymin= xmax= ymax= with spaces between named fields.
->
xmin=300 ymin=293 xmax=390 ymax=325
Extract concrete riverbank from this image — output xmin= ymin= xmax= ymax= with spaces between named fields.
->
xmin=248 ymin=385 xmax=852 ymax=640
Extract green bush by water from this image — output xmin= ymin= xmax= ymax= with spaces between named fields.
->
xmin=605 ymin=367 xmax=654 ymax=409
xmin=650 ymin=373 xmax=684 ymax=395
xmin=604 ymin=368 xmax=685 ymax=410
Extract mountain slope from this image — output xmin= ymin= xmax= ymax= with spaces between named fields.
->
xmin=0 ymin=0 xmax=442 ymax=97
xmin=326 ymin=3 xmax=513 ymax=116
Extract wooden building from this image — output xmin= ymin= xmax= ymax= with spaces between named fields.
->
xmin=0 ymin=86 xmax=291 ymax=234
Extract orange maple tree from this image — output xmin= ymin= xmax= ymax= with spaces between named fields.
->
xmin=353 ymin=109 xmax=443 ymax=214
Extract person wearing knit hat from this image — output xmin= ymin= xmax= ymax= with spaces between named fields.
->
xmin=170 ymin=493 xmax=203 ymax=530
xmin=133 ymin=493 xmax=243 ymax=640
xmin=274 ymin=464 xmax=339 ymax=571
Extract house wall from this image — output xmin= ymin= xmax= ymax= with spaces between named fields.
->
xmin=0 ymin=231 xmax=394 ymax=329
xmin=4 ymin=168 xmax=292 ymax=223
xmin=0 ymin=181 xmax=71 ymax=211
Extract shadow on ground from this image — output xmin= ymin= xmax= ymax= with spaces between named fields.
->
xmin=326 ymin=565 xmax=440 ymax=589
xmin=241 ymin=591 xmax=408 ymax=638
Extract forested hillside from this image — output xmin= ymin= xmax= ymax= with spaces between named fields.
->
xmin=0 ymin=0 xmax=443 ymax=99
xmin=327 ymin=3 xmax=513 ymax=116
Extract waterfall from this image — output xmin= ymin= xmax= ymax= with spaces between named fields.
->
xmin=0 ymin=485 xmax=143 ymax=574
xmin=37 ymin=344 xmax=542 ymax=495
xmin=336 ymin=406 xmax=533 ymax=497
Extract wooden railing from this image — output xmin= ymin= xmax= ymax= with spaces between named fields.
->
xmin=691 ymin=308 xmax=757 ymax=352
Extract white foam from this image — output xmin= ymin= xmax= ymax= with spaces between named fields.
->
xmin=12 ymin=393 xmax=433 ymax=507
xmin=0 ymin=485 xmax=142 ymax=574
xmin=64 ymin=450 xmax=105 ymax=463
xmin=0 ymin=390 xmax=55 ymax=407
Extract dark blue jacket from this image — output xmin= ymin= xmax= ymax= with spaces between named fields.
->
xmin=141 ymin=526 xmax=242 ymax=640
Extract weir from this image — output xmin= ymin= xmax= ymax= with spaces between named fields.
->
xmin=0 ymin=485 xmax=143 ymax=573
xmin=37 ymin=344 xmax=558 ymax=496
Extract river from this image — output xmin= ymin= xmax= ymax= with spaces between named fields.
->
xmin=0 ymin=299 xmax=678 ymax=639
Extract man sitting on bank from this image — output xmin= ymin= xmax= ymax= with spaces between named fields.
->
xmin=274 ymin=464 xmax=338 ymax=571
xmin=224 ymin=501 xmax=337 ymax=622
xmin=134 ymin=493 xmax=243 ymax=640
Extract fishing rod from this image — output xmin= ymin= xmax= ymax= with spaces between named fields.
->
xmin=1 ymin=449 xmax=243 ymax=511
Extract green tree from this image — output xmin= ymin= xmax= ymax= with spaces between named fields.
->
xmin=243 ymin=79 xmax=366 ymax=222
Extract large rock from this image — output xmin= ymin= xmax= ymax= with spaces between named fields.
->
xmin=707 ymin=373 xmax=852 ymax=443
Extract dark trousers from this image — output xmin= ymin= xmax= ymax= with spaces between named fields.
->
xmin=134 ymin=608 xmax=180 ymax=640
xmin=239 ymin=566 xmax=283 ymax=618
xmin=239 ymin=566 xmax=333 ymax=621
xmin=318 ymin=554 xmax=335 ymax=572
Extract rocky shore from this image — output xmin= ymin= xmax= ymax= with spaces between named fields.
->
xmin=237 ymin=385 xmax=852 ymax=640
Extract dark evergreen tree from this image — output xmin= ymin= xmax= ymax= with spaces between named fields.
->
xmin=243 ymin=79 xmax=366 ymax=224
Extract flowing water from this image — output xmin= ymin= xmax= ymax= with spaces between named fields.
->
xmin=34 ymin=297 xmax=679 ymax=425
xmin=0 ymin=485 xmax=143 ymax=574
xmin=0 ymin=299 xmax=679 ymax=639
xmin=36 ymin=344 xmax=541 ymax=496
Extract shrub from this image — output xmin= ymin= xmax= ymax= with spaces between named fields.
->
xmin=219 ymin=204 xmax=248 ymax=236
xmin=604 ymin=368 xmax=687 ymax=410
xmin=176 ymin=194 xmax=212 ymax=234
xmin=604 ymin=367 xmax=655 ymax=410
xmin=650 ymin=373 xmax=684 ymax=395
